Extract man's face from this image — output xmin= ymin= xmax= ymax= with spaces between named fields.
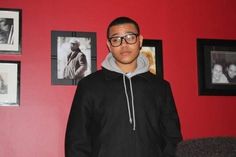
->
xmin=107 ymin=23 xmax=143 ymax=67
xmin=212 ymin=64 xmax=223 ymax=81
xmin=0 ymin=18 xmax=8 ymax=31
xmin=228 ymin=64 xmax=236 ymax=78
xmin=70 ymin=43 xmax=79 ymax=51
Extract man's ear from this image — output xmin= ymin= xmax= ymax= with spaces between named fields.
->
xmin=139 ymin=35 xmax=143 ymax=49
xmin=106 ymin=40 xmax=111 ymax=52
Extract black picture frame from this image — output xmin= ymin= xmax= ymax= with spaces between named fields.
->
xmin=0 ymin=8 xmax=22 ymax=53
xmin=197 ymin=38 xmax=236 ymax=96
xmin=0 ymin=60 xmax=20 ymax=106
xmin=51 ymin=31 xmax=97 ymax=85
xmin=141 ymin=39 xmax=163 ymax=78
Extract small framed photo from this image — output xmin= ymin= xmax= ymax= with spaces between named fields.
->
xmin=141 ymin=39 xmax=163 ymax=78
xmin=197 ymin=38 xmax=236 ymax=95
xmin=51 ymin=31 xmax=97 ymax=85
xmin=0 ymin=61 xmax=20 ymax=106
xmin=0 ymin=8 xmax=22 ymax=53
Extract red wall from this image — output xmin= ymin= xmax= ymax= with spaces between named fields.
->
xmin=1 ymin=0 xmax=236 ymax=156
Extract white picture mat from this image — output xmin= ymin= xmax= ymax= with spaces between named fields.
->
xmin=0 ymin=63 xmax=19 ymax=106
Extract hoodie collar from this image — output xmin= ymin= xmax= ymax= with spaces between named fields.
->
xmin=101 ymin=53 xmax=150 ymax=78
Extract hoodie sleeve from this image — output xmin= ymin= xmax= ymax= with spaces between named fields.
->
xmin=160 ymin=81 xmax=183 ymax=157
xmin=65 ymin=81 xmax=92 ymax=157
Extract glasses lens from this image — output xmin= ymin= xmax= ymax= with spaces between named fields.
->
xmin=124 ymin=34 xmax=137 ymax=44
xmin=110 ymin=37 xmax=122 ymax=47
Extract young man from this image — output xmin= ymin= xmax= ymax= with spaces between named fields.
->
xmin=65 ymin=17 xmax=182 ymax=157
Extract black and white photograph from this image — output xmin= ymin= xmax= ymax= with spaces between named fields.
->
xmin=211 ymin=51 xmax=236 ymax=85
xmin=140 ymin=39 xmax=163 ymax=78
xmin=0 ymin=61 xmax=20 ymax=106
xmin=0 ymin=8 xmax=22 ymax=53
xmin=197 ymin=38 xmax=236 ymax=95
xmin=51 ymin=31 xmax=97 ymax=85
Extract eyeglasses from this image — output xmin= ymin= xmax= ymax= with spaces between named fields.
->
xmin=108 ymin=33 xmax=139 ymax=47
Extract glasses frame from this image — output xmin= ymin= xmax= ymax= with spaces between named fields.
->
xmin=108 ymin=33 xmax=139 ymax=47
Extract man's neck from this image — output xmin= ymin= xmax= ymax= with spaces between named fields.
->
xmin=115 ymin=61 xmax=137 ymax=73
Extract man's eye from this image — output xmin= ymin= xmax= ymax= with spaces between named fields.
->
xmin=111 ymin=38 xmax=120 ymax=42
xmin=126 ymin=35 xmax=135 ymax=40
xmin=127 ymin=34 xmax=135 ymax=39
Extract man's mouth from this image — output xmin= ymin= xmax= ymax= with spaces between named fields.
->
xmin=120 ymin=51 xmax=131 ymax=56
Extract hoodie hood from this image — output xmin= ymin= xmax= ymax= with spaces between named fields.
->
xmin=101 ymin=52 xmax=149 ymax=78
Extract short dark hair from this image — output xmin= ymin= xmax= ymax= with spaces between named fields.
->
xmin=107 ymin=16 xmax=140 ymax=39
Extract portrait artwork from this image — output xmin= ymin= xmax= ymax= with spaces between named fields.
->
xmin=197 ymin=38 xmax=236 ymax=95
xmin=141 ymin=39 xmax=163 ymax=78
xmin=51 ymin=31 xmax=97 ymax=85
xmin=0 ymin=8 xmax=22 ymax=53
xmin=0 ymin=61 xmax=20 ymax=106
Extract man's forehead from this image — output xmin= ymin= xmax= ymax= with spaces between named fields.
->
xmin=109 ymin=24 xmax=138 ymax=36
xmin=111 ymin=23 xmax=136 ymax=28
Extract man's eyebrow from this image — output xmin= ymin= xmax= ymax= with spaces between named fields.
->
xmin=109 ymin=33 xmax=119 ymax=37
xmin=109 ymin=31 xmax=138 ymax=38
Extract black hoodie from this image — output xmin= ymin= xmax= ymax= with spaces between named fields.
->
xmin=65 ymin=53 xmax=182 ymax=157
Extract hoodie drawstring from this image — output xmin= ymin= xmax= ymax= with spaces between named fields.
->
xmin=123 ymin=75 xmax=136 ymax=131
xmin=129 ymin=78 xmax=136 ymax=131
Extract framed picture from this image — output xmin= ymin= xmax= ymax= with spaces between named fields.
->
xmin=0 ymin=8 xmax=22 ymax=53
xmin=0 ymin=61 xmax=20 ymax=106
xmin=197 ymin=38 xmax=236 ymax=95
xmin=141 ymin=39 xmax=163 ymax=78
xmin=51 ymin=31 xmax=97 ymax=85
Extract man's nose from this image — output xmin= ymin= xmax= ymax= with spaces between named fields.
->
xmin=120 ymin=38 xmax=128 ymax=46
